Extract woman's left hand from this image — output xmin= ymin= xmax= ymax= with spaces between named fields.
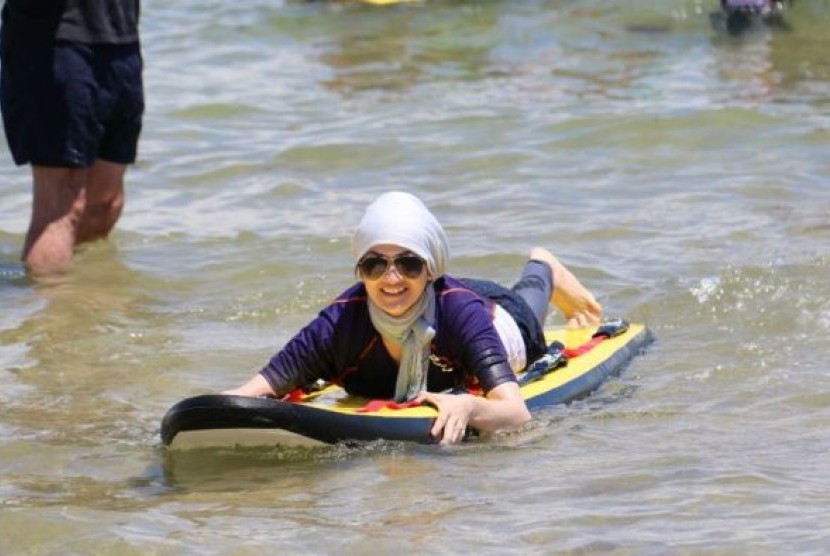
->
xmin=416 ymin=391 xmax=475 ymax=445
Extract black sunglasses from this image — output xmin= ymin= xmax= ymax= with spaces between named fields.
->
xmin=356 ymin=253 xmax=426 ymax=280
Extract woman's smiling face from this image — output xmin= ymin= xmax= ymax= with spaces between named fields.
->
xmin=358 ymin=244 xmax=430 ymax=317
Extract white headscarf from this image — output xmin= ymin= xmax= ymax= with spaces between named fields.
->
xmin=352 ymin=191 xmax=449 ymax=278
xmin=352 ymin=192 xmax=450 ymax=401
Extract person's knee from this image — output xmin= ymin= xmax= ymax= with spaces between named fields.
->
xmin=81 ymin=161 xmax=126 ymax=237
xmin=87 ymin=193 xmax=123 ymax=221
xmin=78 ymin=194 xmax=123 ymax=241
xmin=31 ymin=167 xmax=88 ymax=222
xmin=88 ymin=188 xmax=124 ymax=217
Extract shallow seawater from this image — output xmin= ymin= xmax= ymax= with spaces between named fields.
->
xmin=1 ymin=0 xmax=829 ymax=553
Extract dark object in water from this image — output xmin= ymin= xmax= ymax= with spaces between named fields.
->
xmin=710 ymin=0 xmax=794 ymax=36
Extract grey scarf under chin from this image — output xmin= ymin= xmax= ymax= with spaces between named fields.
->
xmin=367 ymin=284 xmax=436 ymax=402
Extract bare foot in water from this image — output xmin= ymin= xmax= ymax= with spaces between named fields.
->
xmin=529 ymin=247 xmax=603 ymax=328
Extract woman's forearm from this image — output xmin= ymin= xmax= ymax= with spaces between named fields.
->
xmin=222 ymin=373 xmax=274 ymax=397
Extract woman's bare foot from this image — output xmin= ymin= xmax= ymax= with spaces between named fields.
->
xmin=529 ymin=247 xmax=603 ymax=328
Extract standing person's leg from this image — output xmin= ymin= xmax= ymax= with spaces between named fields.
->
xmin=24 ymin=159 xmax=127 ymax=271
xmin=76 ymin=40 xmax=143 ymax=244
xmin=23 ymin=159 xmax=127 ymax=271
xmin=23 ymin=166 xmax=89 ymax=271
xmin=77 ymin=160 xmax=127 ymax=243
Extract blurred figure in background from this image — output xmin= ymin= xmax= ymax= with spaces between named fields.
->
xmin=712 ymin=0 xmax=795 ymax=36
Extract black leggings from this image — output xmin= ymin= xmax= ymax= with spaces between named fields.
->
xmin=511 ymin=259 xmax=554 ymax=328
xmin=461 ymin=259 xmax=553 ymax=365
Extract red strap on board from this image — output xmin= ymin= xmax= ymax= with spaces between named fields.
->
xmin=562 ymin=335 xmax=607 ymax=358
xmin=284 ymin=389 xmax=307 ymax=402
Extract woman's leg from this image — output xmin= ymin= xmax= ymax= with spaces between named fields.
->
xmin=527 ymin=247 xmax=603 ymax=328
xmin=510 ymin=258 xmax=554 ymax=329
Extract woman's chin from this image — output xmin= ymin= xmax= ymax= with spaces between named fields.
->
xmin=377 ymin=296 xmax=415 ymax=316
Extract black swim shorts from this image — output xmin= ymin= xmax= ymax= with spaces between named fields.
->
xmin=0 ymin=30 xmax=144 ymax=167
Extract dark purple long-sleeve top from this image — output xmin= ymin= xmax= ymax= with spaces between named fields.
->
xmin=260 ymin=275 xmax=516 ymax=399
